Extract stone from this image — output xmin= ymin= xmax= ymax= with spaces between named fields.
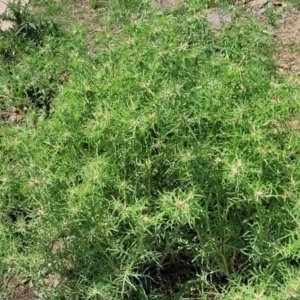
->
xmin=207 ymin=10 xmax=232 ymax=29
xmin=248 ymin=0 xmax=269 ymax=9
xmin=151 ymin=0 xmax=184 ymax=9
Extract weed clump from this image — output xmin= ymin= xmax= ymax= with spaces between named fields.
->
xmin=0 ymin=1 xmax=80 ymax=118
xmin=0 ymin=0 xmax=60 ymax=56
xmin=1 ymin=1 xmax=300 ymax=299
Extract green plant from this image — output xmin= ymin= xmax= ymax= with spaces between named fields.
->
xmin=0 ymin=1 xmax=86 ymax=117
xmin=1 ymin=1 xmax=300 ymax=299
xmin=288 ymin=43 xmax=300 ymax=53
xmin=0 ymin=0 xmax=60 ymax=61
xmin=91 ymin=0 xmax=108 ymax=9
xmin=265 ymin=6 xmax=278 ymax=27
xmin=287 ymin=0 xmax=300 ymax=10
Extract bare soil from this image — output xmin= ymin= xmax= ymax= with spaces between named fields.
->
xmin=0 ymin=274 xmax=40 ymax=300
xmin=274 ymin=10 xmax=300 ymax=78
xmin=238 ymin=0 xmax=300 ymax=79
xmin=0 ymin=106 xmax=24 ymax=124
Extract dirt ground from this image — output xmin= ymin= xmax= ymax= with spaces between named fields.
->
xmin=274 ymin=11 xmax=300 ymax=78
xmin=0 ymin=274 xmax=40 ymax=300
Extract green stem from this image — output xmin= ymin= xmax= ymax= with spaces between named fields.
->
xmin=255 ymin=201 xmax=264 ymax=243
xmin=159 ymin=224 xmax=181 ymax=266
xmin=95 ymin=240 xmax=117 ymax=272
xmin=208 ymin=190 xmax=230 ymax=277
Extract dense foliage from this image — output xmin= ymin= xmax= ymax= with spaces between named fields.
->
xmin=1 ymin=1 xmax=300 ymax=299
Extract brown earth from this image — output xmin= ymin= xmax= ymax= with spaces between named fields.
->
xmin=0 ymin=274 xmax=40 ymax=300
xmin=274 ymin=10 xmax=300 ymax=78
xmin=237 ymin=0 xmax=300 ymax=79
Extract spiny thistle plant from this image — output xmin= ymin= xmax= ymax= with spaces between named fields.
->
xmin=1 ymin=1 xmax=300 ymax=299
